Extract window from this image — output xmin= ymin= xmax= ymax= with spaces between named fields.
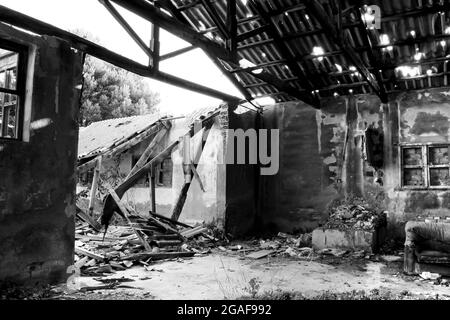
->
xmin=0 ymin=40 xmax=27 ymax=140
xmin=401 ymin=145 xmax=450 ymax=188
xmin=157 ymin=158 xmax=173 ymax=187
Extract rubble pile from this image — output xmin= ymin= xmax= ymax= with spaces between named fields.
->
xmin=74 ymin=212 xmax=217 ymax=276
xmin=325 ymin=203 xmax=387 ymax=231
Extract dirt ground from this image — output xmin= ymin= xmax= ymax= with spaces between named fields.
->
xmin=41 ymin=252 xmax=450 ymax=300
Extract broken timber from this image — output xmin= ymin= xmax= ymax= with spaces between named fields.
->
xmin=120 ymin=251 xmax=194 ymax=262
xmin=102 ymin=110 xmax=219 ymax=226
xmin=88 ymin=156 xmax=102 ymax=216
xmin=125 ymin=120 xmax=170 ymax=180
xmin=105 ymin=185 xmax=152 ymax=251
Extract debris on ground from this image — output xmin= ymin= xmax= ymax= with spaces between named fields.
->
xmin=325 ymin=201 xmax=387 ymax=231
xmin=74 ymin=210 xmax=218 ymax=277
xmin=419 ymin=272 xmax=441 ymax=281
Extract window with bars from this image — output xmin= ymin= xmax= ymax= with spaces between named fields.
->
xmin=401 ymin=145 xmax=450 ymax=188
xmin=0 ymin=40 xmax=26 ymax=140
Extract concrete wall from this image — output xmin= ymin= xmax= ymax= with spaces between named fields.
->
xmin=0 ymin=25 xmax=83 ymax=284
xmin=262 ymin=88 xmax=450 ymax=237
xmin=223 ymin=106 xmax=258 ymax=237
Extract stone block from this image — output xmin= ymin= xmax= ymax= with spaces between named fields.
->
xmin=312 ymin=227 xmax=385 ymax=253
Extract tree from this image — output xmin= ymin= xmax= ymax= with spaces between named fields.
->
xmin=74 ymin=30 xmax=160 ymax=126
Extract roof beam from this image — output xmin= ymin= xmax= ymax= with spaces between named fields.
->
xmin=236 ymin=25 xmax=269 ymax=42
xmin=304 ymin=0 xmax=383 ymax=101
xmin=110 ymin=0 xmax=234 ymax=61
xmin=247 ymin=0 xmax=320 ymax=107
xmin=160 ymin=45 xmax=196 ymax=61
xmin=354 ymin=5 xmax=388 ymax=103
xmin=156 ymin=0 xmax=248 ymax=101
xmin=200 ymin=0 xmax=229 ymax=40
xmin=99 ymin=0 xmax=153 ymax=59
xmin=226 ymin=0 xmax=237 ymax=53
xmin=111 ymin=0 xmax=317 ymax=105
xmin=0 ymin=5 xmax=241 ymax=103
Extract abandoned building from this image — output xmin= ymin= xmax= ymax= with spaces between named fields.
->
xmin=2 ymin=0 xmax=450 ymax=299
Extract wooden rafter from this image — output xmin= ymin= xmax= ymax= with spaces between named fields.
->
xmin=200 ymin=0 xmax=229 ymax=39
xmin=160 ymin=45 xmax=196 ymax=61
xmin=99 ymin=0 xmax=153 ymax=59
xmin=0 ymin=5 xmax=242 ymax=103
xmin=140 ymin=0 xmax=314 ymax=105
xmin=353 ymin=4 xmax=388 ymax=103
xmin=304 ymin=0 xmax=383 ymax=100
xmin=226 ymin=0 xmax=237 ymax=53
xmin=247 ymin=0 xmax=320 ymax=107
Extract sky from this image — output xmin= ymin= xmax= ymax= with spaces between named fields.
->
xmin=0 ymin=0 xmax=244 ymax=115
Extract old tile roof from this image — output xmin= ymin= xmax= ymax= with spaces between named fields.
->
xmin=78 ymin=105 xmax=222 ymax=159
xmin=77 ymin=113 xmax=162 ymax=158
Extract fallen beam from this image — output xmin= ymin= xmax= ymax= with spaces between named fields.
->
xmin=120 ymin=251 xmax=195 ymax=261
xmin=75 ymin=246 xmax=105 ymax=261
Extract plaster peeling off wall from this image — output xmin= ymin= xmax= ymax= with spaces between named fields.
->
xmin=0 ymin=26 xmax=83 ymax=284
xmin=384 ymin=89 xmax=450 ymax=237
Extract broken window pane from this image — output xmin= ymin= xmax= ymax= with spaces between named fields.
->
xmin=0 ymin=49 xmax=18 ymax=90
xmin=430 ymin=168 xmax=450 ymax=186
xmin=403 ymin=148 xmax=423 ymax=165
xmin=429 ymin=146 xmax=449 ymax=165
xmin=0 ymin=92 xmax=18 ymax=138
xmin=403 ymin=168 xmax=425 ymax=186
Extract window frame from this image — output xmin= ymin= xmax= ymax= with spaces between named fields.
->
xmin=400 ymin=143 xmax=450 ymax=189
xmin=0 ymin=39 xmax=28 ymax=141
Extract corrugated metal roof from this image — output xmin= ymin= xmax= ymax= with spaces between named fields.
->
xmin=156 ymin=0 xmax=450 ymax=103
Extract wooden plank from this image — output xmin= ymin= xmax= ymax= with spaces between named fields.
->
xmin=147 ymin=215 xmax=180 ymax=234
xmin=245 ymin=249 xmax=274 ymax=259
xmin=75 ymin=246 xmax=105 ymax=261
xmin=150 ymin=165 xmax=156 ymax=213
xmin=76 ymin=205 xmax=101 ymax=231
xmin=74 ymin=256 xmax=90 ymax=269
xmin=88 ymin=156 xmax=102 ymax=216
xmin=303 ymin=0 xmax=383 ymax=100
xmin=149 ymin=211 xmax=193 ymax=229
xmin=106 ymin=185 xmax=152 ymax=251
xmin=77 ymin=157 xmax=98 ymax=174
xmin=125 ymin=121 xmax=170 ymax=180
xmin=201 ymin=0 xmax=229 ymax=39
xmin=159 ymin=45 xmax=196 ymax=61
xmin=190 ymin=163 xmax=205 ymax=192
xmin=181 ymin=227 xmax=208 ymax=238
xmin=103 ymin=122 xmax=164 ymax=161
xmin=120 ymin=251 xmax=195 ymax=261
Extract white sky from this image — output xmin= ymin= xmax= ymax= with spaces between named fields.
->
xmin=0 ymin=0 xmax=244 ymax=115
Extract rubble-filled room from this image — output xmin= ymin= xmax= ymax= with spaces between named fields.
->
xmin=2 ymin=0 xmax=450 ymax=301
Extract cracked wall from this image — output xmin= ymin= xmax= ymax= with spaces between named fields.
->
xmin=0 ymin=25 xmax=83 ymax=284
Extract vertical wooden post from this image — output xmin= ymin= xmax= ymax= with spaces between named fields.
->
xmin=150 ymin=22 xmax=160 ymax=70
xmin=88 ymin=156 xmax=102 ymax=217
xmin=149 ymin=164 xmax=156 ymax=213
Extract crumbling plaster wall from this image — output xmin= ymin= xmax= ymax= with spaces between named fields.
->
xmin=0 ymin=25 xmax=83 ymax=284
xmin=262 ymin=88 xmax=450 ymax=237
xmin=384 ymin=88 xmax=450 ymax=237
xmin=84 ymin=115 xmax=227 ymax=227
xmin=261 ymin=95 xmax=384 ymax=234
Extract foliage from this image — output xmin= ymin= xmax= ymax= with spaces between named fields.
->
xmin=73 ymin=29 xmax=160 ymax=126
